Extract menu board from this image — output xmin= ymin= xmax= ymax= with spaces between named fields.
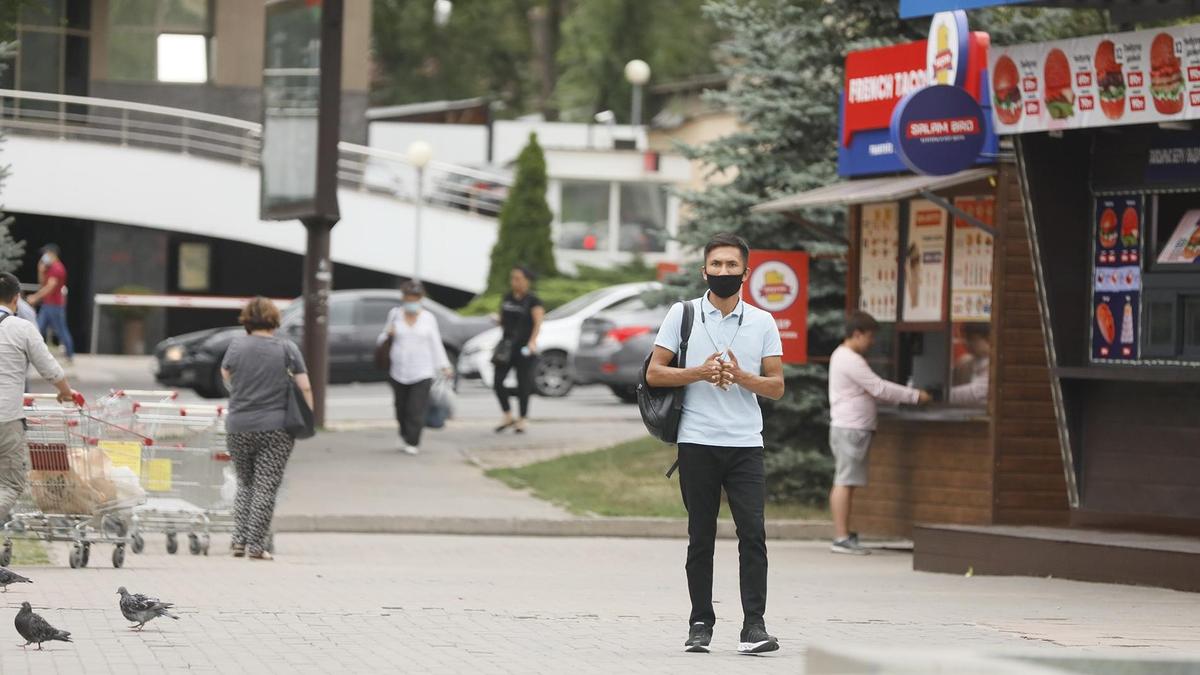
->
xmin=903 ymin=199 xmax=947 ymax=323
xmin=1157 ymin=209 xmax=1200 ymax=264
xmin=859 ymin=202 xmax=900 ymax=321
xmin=990 ymin=26 xmax=1200 ymax=134
xmin=951 ymin=196 xmax=995 ymax=322
xmin=1092 ymin=195 xmax=1143 ymax=362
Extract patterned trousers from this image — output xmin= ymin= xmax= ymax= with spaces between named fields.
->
xmin=228 ymin=429 xmax=294 ymax=556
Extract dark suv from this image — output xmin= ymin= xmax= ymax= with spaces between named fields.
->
xmin=154 ymin=289 xmax=495 ymax=398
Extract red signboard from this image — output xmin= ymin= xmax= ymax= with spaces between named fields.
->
xmin=742 ymin=250 xmax=809 ymax=365
xmin=842 ymin=34 xmax=989 ymax=148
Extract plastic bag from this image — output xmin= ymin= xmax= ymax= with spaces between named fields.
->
xmin=425 ymin=376 xmax=456 ymax=429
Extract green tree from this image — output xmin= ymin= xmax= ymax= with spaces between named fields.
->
xmin=485 ymin=133 xmax=556 ymax=294
xmin=554 ymin=0 xmax=720 ymax=122
xmin=371 ymin=0 xmax=538 ymax=112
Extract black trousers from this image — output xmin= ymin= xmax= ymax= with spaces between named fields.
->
xmin=494 ymin=351 xmax=537 ymax=417
xmin=677 ymin=443 xmax=767 ymax=628
xmin=388 ymin=378 xmax=433 ymax=446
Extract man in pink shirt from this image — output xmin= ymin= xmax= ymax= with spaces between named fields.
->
xmin=827 ymin=311 xmax=929 ymax=555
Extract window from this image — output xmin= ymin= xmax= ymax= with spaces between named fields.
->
xmin=329 ymin=300 xmax=354 ymax=327
xmin=108 ymin=0 xmax=210 ymax=82
xmin=559 ymin=181 xmax=610 ymax=251
xmin=6 ymin=0 xmax=91 ymax=113
xmin=546 ymin=287 xmax=617 ymax=320
xmin=619 ymin=183 xmax=668 ymax=253
xmin=859 ymin=193 xmax=994 ymax=412
xmin=360 ymin=300 xmax=398 ymax=329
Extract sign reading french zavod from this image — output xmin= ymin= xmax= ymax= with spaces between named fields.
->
xmin=990 ymin=25 xmax=1200 ymax=133
xmin=742 ymin=250 xmax=809 ymax=365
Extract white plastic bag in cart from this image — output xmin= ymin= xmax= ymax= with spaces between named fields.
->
xmin=425 ymin=376 xmax=456 ymax=429
xmin=110 ymin=467 xmax=147 ymax=507
xmin=219 ymin=466 xmax=237 ymax=507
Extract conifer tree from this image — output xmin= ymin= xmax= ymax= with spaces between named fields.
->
xmin=485 ymin=133 xmax=557 ymax=294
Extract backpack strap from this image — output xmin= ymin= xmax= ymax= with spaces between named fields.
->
xmin=664 ymin=299 xmax=696 ymax=479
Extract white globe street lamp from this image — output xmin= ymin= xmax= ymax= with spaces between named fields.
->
xmin=433 ymin=0 xmax=453 ymax=28
xmin=624 ymin=59 xmax=651 ymax=128
xmin=407 ymin=141 xmax=434 ymax=280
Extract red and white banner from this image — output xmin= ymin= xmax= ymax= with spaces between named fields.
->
xmin=742 ymin=250 xmax=809 ymax=365
xmin=990 ymin=25 xmax=1200 ymax=133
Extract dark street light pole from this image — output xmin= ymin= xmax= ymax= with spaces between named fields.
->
xmin=303 ymin=0 xmax=343 ymax=428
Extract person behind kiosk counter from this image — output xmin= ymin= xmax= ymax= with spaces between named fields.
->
xmin=949 ymin=323 xmax=990 ymax=407
xmin=0 ymin=273 xmax=78 ymax=526
xmin=827 ymin=311 xmax=931 ymax=555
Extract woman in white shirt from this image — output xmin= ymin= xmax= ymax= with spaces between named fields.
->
xmin=379 ymin=281 xmax=452 ymax=455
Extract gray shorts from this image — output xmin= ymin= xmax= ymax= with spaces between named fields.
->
xmin=830 ymin=427 xmax=874 ymax=487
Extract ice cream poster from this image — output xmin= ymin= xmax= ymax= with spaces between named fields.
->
xmin=903 ymin=199 xmax=947 ymax=323
xmin=1092 ymin=292 xmax=1139 ymax=361
xmin=989 ymin=26 xmax=1200 ymax=134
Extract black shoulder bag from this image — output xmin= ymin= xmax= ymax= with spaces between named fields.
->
xmin=636 ymin=301 xmax=694 ymax=471
xmin=282 ymin=341 xmax=316 ymax=439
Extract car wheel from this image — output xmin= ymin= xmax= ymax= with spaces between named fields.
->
xmin=199 ymin=363 xmax=228 ymax=399
xmin=535 ymin=351 xmax=573 ymax=397
xmin=608 ymin=384 xmax=639 ymax=404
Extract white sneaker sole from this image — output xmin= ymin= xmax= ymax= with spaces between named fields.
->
xmin=738 ymin=640 xmax=779 ymax=654
xmin=830 ymin=545 xmax=870 ymax=555
xmin=684 ymin=644 xmax=710 ymax=653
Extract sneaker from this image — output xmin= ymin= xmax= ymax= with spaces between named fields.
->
xmin=403 ymin=444 xmax=419 ymax=455
xmin=684 ymin=622 xmax=712 ymax=653
xmin=830 ymin=537 xmax=870 ymax=555
xmin=738 ymin=625 xmax=779 ymax=654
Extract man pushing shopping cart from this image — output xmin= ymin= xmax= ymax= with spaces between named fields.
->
xmin=0 ymin=272 xmax=79 ymax=525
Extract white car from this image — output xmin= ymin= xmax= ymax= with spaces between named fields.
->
xmin=458 ymin=281 xmax=661 ymax=397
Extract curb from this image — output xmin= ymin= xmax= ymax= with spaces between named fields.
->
xmin=273 ymin=514 xmax=833 ymax=540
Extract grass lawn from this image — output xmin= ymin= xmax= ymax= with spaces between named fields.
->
xmin=11 ymin=539 xmax=50 ymax=566
xmin=487 ymin=436 xmax=829 ymax=520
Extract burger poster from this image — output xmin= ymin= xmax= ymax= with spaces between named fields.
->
xmin=743 ymin=250 xmax=809 ymax=365
xmin=1157 ymin=209 xmax=1200 ymax=264
xmin=903 ymin=199 xmax=948 ymax=323
xmin=1092 ymin=195 xmax=1143 ymax=362
xmin=859 ymin=202 xmax=900 ymax=322
xmin=990 ymin=26 xmax=1196 ymax=134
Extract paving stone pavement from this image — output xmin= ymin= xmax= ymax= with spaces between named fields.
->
xmin=1 ymin=534 xmax=1198 ymax=674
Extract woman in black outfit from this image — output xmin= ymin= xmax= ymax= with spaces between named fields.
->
xmin=495 ymin=266 xmax=544 ymax=433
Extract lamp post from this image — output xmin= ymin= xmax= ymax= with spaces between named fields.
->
xmin=407 ymin=140 xmax=434 ymax=281
xmin=624 ymin=59 xmax=651 ymax=128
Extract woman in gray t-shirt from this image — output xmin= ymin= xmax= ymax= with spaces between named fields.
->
xmin=220 ymin=297 xmax=313 ymax=560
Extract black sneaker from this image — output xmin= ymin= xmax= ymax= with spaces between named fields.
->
xmin=684 ymin=622 xmax=712 ymax=653
xmin=738 ymin=625 xmax=779 ymax=654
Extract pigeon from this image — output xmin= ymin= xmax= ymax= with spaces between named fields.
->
xmin=0 ymin=567 xmax=31 ymax=592
xmin=117 ymin=587 xmax=179 ymax=631
xmin=14 ymin=602 xmax=71 ymax=650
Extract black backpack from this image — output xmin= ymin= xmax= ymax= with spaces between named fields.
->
xmin=637 ymin=300 xmax=694 ymax=453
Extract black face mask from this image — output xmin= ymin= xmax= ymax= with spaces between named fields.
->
xmin=706 ymin=273 xmax=744 ymax=299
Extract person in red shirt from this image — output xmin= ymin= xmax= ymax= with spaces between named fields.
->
xmin=27 ymin=243 xmax=75 ymax=362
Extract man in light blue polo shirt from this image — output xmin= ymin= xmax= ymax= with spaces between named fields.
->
xmin=647 ymin=232 xmax=785 ymax=656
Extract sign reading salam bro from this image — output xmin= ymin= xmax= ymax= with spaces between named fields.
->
xmin=890 ymin=84 xmax=988 ymax=176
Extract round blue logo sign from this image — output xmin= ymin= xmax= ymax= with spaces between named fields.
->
xmin=889 ymin=84 xmax=987 ymax=176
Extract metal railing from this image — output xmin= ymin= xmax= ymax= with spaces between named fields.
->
xmin=0 ymin=89 xmax=510 ymax=217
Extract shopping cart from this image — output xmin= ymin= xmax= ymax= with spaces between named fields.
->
xmin=1 ymin=394 xmax=142 ymax=569
xmin=123 ymin=401 xmax=233 ymax=556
